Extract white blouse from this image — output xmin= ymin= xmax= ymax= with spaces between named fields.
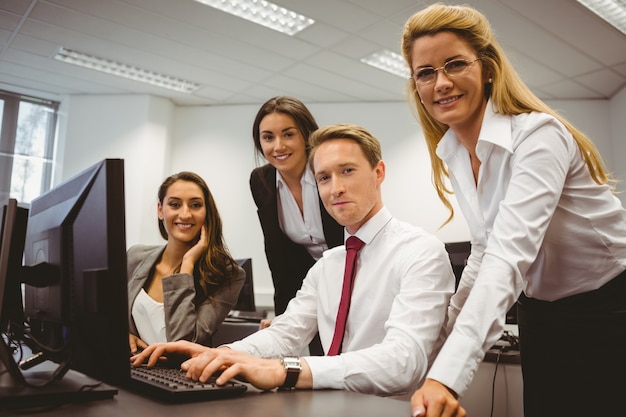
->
xmin=276 ymin=167 xmax=328 ymax=260
xmin=427 ymin=102 xmax=626 ymax=396
xmin=131 ymin=288 xmax=167 ymax=345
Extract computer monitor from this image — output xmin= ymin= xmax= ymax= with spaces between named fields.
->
xmin=21 ymin=158 xmax=129 ymax=386
xmin=0 ymin=199 xmax=28 ymax=336
xmin=0 ymin=198 xmax=29 ymax=384
xmin=233 ymin=258 xmax=256 ymax=312
xmin=444 ymin=241 xmax=518 ymax=324
xmin=444 ymin=241 xmax=471 ymax=290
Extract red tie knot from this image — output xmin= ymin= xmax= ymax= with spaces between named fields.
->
xmin=346 ymin=236 xmax=365 ymax=252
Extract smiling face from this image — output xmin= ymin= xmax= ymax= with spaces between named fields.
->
xmin=411 ymin=31 xmax=488 ymax=137
xmin=259 ymin=112 xmax=308 ymax=178
xmin=313 ymin=138 xmax=384 ymax=235
xmin=157 ymin=180 xmax=206 ymax=246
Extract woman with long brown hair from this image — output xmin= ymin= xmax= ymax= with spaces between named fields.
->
xmin=127 ymin=171 xmax=244 ymax=352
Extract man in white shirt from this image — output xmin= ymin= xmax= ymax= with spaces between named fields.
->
xmin=132 ymin=123 xmax=455 ymax=397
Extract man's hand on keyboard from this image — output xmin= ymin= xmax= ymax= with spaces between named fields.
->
xmin=129 ymin=340 xmax=312 ymax=391
xmin=182 ymin=349 xmax=288 ymax=391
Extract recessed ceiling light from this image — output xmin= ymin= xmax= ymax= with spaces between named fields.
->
xmin=193 ymin=0 xmax=314 ymax=36
xmin=360 ymin=50 xmax=410 ymax=79
xmin=576 ymin=0 xmax=626 ymax=36
xmin=53 ymin=47 xmax=200 ymax=94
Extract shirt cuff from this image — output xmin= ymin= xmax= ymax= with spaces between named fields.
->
xmin=426 ymin=331 xmax=483 ymax=397
xmin=302 ymin=355 xmax=345 ymax=390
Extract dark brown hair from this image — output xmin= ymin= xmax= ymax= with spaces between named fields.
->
xmin=252 ymin=96 xmax=319 ymax=160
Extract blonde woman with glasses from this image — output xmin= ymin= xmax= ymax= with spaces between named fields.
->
xmin=401 ymin=4 xmax=626 ymax=417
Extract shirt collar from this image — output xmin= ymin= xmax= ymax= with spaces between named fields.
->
xmin=436 ymin=101 xmax=513 ymax=161
xmin=275 ymin=166 xmax=316 ymax=188
xmin=345 ymin=206 xmax=392 ymax=246
xmin=477 ymin=101 xmax=513 ymax=153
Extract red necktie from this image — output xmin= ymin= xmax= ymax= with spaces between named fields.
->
xmin=327 ymin=236 xmax=365 ymax=356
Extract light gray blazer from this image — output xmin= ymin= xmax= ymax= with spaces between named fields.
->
xmin=127 ymin=244 xmax=245 ymax=347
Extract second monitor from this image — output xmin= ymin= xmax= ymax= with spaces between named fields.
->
xmin=228 ymin=258 xmax=267 ymax=322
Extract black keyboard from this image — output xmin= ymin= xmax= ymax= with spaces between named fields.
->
xmin=129 ymin=366 xmax=247 ymax=402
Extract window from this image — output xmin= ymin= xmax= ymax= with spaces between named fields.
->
xmin=0 ymin=90 xmax=59 ymax=203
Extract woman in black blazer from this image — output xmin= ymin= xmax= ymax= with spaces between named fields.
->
xmin=249 ymin=96 xmax=343 ymax=355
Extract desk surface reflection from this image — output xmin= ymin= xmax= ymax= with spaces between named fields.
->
xmin=0 ymin=382 xmax=411 ymax=417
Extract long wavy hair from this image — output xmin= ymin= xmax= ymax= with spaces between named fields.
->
xmin=158 ymin=171 xmax=237 ymax=303
xmin=401 ymin=3 xmax=612 ymax=225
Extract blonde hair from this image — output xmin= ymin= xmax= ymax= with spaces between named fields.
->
xmin=308 ymin=123 xmax=382 ymax=171
xmin=401 ymin=3 xmax=612 ymax=224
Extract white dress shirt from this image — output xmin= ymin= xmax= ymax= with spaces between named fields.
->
xmin=427 ymin=102 xmax=626 ymax=396
xmin=228 ymin=207 xmax=455 ymax=396
xmin=276 ymin=167 xmax=327 ymax=260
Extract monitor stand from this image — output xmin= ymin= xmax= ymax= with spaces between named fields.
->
xmin=0 ymin=341 xmax=118 ymax=410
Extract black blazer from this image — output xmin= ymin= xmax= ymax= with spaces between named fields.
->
xmin=250 ymin=164 xmax=344 ymax=315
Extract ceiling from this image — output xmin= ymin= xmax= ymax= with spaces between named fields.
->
xmin=1 ymin=0 xmax=625 ymax=106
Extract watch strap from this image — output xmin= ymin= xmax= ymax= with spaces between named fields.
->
xmin=279 ymin=357 xmax=301 ymax=390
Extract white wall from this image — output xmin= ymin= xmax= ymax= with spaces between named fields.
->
xmin=61 ymin=95 xmax=175 ymax=248
xmin=58 ymin=90 xmax=625 ymax=307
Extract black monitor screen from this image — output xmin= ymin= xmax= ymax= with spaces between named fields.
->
xmin=0 ymin=199 xmax=28 ymax=336
xmin=233 ymin=258 xmax=255 ymax=312
xmin=0 ymin=198 xmax=28 ymax=384
xmin=22 ymin=158 xmax=129 ymax=385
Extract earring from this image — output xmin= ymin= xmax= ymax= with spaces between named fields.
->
xmin=484 ymin=78 xmax=494 ymax=99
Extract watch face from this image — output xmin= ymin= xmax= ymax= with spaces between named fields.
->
xmin=283 ymin=357 xmax=301 ymax=369
xmin=280 ymin=357 xmax=301 ymax=390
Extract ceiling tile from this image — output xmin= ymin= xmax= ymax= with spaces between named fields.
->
xmin=0 ymin=0 xmax=622 ymax=105
xmin=540 ymin=79 xmax=605 ymax=99
xmin=575 ymin=69 xmax=626 ymax=97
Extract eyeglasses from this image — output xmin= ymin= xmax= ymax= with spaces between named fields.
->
xmin=411 ymin=58 xmax=482 ymax=85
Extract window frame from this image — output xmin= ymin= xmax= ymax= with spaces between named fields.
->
xmin=0 ymin=90 xmax=59 ymax=203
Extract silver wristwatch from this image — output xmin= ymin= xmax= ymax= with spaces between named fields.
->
xmin=279 ymin=357 xmax=301 ymax=390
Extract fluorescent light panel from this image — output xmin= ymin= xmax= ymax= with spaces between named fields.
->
xmin=360 ymin=49 xmax=410 ymax=79
xmin=53 ymin=47 xmax=200 ymax=94
xmin=576 ymin=0 xmax=626 ymax=36
xmin=193 ymin=0 xmax=314 ymax=35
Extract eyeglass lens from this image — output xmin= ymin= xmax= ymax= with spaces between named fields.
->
xmin=413 ymin=59 xmax=475 ymax=84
